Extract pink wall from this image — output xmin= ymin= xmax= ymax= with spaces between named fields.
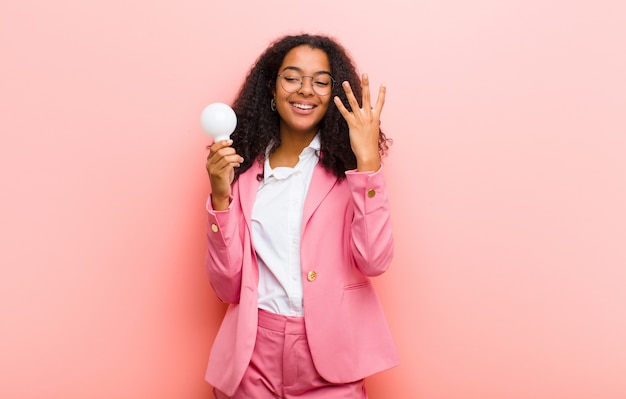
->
xmin=1 ymin=0 xmax=625 ymax=398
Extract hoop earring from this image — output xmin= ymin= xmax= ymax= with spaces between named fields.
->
xmin=270 ymin=98 xmax=277 ymax=112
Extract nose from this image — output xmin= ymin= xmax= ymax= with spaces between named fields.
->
xmin=298 ymin=76 xmax=315 ymax=95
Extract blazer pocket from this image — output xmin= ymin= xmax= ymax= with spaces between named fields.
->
xmin=344 ymin=280 xmax=372 ymax=291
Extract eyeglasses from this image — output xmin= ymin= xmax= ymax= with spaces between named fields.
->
xmin=277 ymin=71 xmax=335 ymax=96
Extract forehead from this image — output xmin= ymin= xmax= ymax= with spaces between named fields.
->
xmin=279 ymin=45 xmax=331 ymax=73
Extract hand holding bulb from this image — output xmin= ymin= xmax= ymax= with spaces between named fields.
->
xmin=202 ymin=102 xmax=241 ymax=211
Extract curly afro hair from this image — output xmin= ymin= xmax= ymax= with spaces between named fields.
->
xmin=228 ymin=33 xmax=390 ymax=181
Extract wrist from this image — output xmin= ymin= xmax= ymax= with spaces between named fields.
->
xmin=355 ymin=155 xmax=381 ymax=172
xmin=211 ymin=194 xmax=231 ymax=211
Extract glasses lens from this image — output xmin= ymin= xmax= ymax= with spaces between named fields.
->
xmin=311 ymin=73 xmax=333 ymax=96
xmin=279 ymin=72 xmax=334 ymax=96
xmin=280 ymin=71 xmax=303 ymax=93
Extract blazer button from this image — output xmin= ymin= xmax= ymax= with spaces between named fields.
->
xmin=211 ymin=223 xmax=219 ymax=233
xmin=367 ymin=189 xmax=376 ymax=198
xmin=307 ymin=270 xmax=317 ymax=282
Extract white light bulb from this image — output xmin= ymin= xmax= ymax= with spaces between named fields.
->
xmin=200 ymin=102 xmax=237 ymax=142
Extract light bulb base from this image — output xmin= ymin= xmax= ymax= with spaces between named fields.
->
xmin=213 ymin=135 xmax=231 ymax=143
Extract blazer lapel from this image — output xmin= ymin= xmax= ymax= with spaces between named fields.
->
xmin=303 ymin=164 xmax=338 ymax=228
xmin=236 ymin=161 xmax=263 ymax=228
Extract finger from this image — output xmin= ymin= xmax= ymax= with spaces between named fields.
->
xmin=373 ymin=83 xmax=386 ymax=116
xmin=207 ymin=155 xmax=242 ymax=179
xmin=342 ymin=81 xmax=361 ymax=113
xmin=207 ymin=147 xmax=242 ymax=170
xmin=361 ymin=73 xmax=372 ymax=111
xmin=333 ymin=96 xmax=352 ymax=120
xmin=207 ymin=141 xmax=237 ymax=164
xmin=220 ymin=154 xmax=243 ymax=170
xmin=209 ymin=139 xmax=234 ymax=154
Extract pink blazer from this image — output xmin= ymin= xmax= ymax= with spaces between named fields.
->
xmin=204 ymin=160 xmax=399 ymax=396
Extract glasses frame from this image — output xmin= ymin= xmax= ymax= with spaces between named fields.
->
xmin=277 ymin=72 xmax=336 ymax=96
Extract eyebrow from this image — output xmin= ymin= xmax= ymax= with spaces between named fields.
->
xmin=281 ymin=66 xmax=332 ymax=75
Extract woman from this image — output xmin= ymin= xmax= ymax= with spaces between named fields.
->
xmin=205 ymin=33 xmax=398 ymax=398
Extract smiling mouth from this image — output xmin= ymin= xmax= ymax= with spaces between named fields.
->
xmin=292 ymin=103 xmax=315 ymax=110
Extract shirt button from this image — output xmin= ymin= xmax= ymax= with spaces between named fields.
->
xmin=211 ymin=223 xmax=219 ymax=233
xmin=307 ymin=270 xmax=317 ymax=282
xmin=367 ymin=189 xmax=376 ymax=198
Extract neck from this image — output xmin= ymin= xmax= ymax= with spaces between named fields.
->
xmin=270 ymin=128 xmax=317 ymax=168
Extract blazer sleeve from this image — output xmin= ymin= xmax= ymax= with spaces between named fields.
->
xmin=205 ymin=193 xmax=245 ymax=304
xmin=345 ymin=166 xmax=394 ymax=276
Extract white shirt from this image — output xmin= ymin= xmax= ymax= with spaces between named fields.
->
xmin=251 ymin=135 xmax=320 ymax=316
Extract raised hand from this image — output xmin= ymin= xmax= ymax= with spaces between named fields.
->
xmin=333 ymin=73 xmax=385 ymax=172
xmin=206 ymin=140 xmax=243 ymax=210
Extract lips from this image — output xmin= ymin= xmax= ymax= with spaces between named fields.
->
xmin=291 ymin=102 xmax=315 ymax=111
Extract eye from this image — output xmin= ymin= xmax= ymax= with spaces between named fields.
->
xmin=313 ymin=74 xmax=332 ymax=87
xmin=281 ymin=73 xmax=302 ymax=83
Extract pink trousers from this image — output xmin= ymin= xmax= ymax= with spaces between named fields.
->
xmin=213 ymin=309 xmax=367 ymax=399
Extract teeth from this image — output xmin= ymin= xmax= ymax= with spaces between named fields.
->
xmin=293 ymin=103 xmax=314 ymax=110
